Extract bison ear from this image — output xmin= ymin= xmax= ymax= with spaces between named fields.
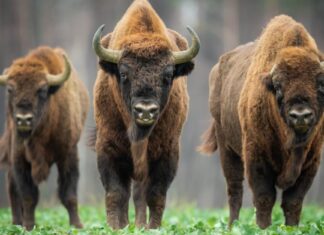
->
xmin=99 ymin=60 xmax=119 ymax=78
xmin=262 ymin=73 xmax=275 ymax=92
xmin=173 ymin=61 xmax=195 ymax=78
xmin=48 ymin=85 xmax=61 ymax=94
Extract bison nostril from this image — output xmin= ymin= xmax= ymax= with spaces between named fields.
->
xmin=289 ymin=113 xmax=299 ymax=120
xmin=304 ymin=113 xmax=314 ymax=120
xmin=149 ymin=107 xmax=158 ymax=114
xmin=288 ymin=109 xmax=314 ymax=124
xmin=133 ymin=102 xmax=160 ymax=122
xmin=134 ymin=106 xmax=143 ymax=114
xmin=16 ymin=114 xmax=33 ymax=126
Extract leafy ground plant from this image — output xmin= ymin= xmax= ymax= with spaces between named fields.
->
xmin=0 ymin=205 xmax=324 ymax=235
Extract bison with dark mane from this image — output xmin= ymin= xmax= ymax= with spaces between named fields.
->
xmin=199 ymin=15 xmax=324 ymax=229
xmin=0 ymin=47 xmax=89 ymax=230
xmin=91 ymin=0 xmax=200 ymax=229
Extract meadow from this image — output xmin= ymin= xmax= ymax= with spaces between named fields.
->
xmin=0 ymin=205 xmax=324 ymax=235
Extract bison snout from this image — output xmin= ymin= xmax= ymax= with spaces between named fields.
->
xmin=16 ymin=113 xmax=33 ymax=131
xmin=288 ymin=108 xmax=314 ymax=133
xmin=133 ymin=102 xmax=159 ymax=126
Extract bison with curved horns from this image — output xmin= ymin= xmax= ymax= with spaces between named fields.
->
xmin=91 ymin=0 xmax=200 ymax=229
xmin=0 ymin=47 xmax=89 ymax=230
xmin=199 ymin=15 xmax=324 ymax=229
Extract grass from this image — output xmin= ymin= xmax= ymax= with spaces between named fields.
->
xmin=0 ymin=204 xmax=324 ymax=234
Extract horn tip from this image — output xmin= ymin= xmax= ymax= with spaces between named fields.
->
xmin=99 ymin=24 xmax=105 ymax=31
xmin=93 ymin=24 xmax=106 ymax=50
xmin=186 ymin=25 xmax=201 ymax=44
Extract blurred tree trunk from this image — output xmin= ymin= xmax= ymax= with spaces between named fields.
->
xmin=222 ymin=0 xmax=239 ymax=51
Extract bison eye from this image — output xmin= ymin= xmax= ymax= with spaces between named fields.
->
xmin=163 ymin=75 xmax=172 ymax=86
xmin=316 ymin=74 xmax=324 ymax=94
xmin=120 ymin=72 xmax=128 ymax=84
xmin=37 ymin=86 xmax=48 ymax=99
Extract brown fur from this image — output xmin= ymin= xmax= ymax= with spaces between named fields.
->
xmin=93 ymin=0 xmax=194 ymax=229
xmin=200 ymin=15 xmax=324 ymax=229
xmin=0 ymin=47 xmax=89 ymax=230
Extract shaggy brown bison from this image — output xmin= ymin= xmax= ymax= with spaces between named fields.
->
xmin=92 ymin=0 xmax=200 ymax=229
xmin=199 ymin=15 xmax=324 ymax=229
xmin=0 ymin=47 xmax=89 ymax=230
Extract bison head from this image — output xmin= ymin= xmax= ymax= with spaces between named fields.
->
xmin=0 ymin=55 xmax=71 ymax=139
xmin=263 ymin=48 xmax=324 ymax=143
xmin=93 ymin=25 xmax=200 ymax=141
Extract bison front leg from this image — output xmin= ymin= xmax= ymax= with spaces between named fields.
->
xmin=133 ymin=181 xmax=147 ymax=227
xmin=57 ymin=147 xmax=82 ymax=228
xmin=13 ymin=160 xmax=39 ymax=231
xmin=97 ymin=151 xmax=132 ymax=229
xmin=281 ymin=160 xmax=319 ymax=226
xmin=146 ymin=153 xmax=178 ymax=229
xmin=7 ymin=170 xmax=22 ymax=225
xmin=244 ymin=142 xmax=276 ymax=229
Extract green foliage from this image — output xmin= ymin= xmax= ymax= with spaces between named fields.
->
xmin=0 ymin=205 xmax=324 ymax=234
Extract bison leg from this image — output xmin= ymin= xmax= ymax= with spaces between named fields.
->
xmin=7 ymin=170 xmax=23 ymax=225
xmin=245 ymin=153 xmax=276 ymax=229
xmin=57 ymin=147 xmax=82 ymax=228
xmin=219 ymin=145 xmax=244 ymax=226
xmin=281 ymin=160 xmax=319 ymax=226
xmin=146 ymin=155 xmax=178 ymax=229
xmin=13 ymin=160 xmax=39 ymax=231
xmin=97 ymin=153 xmax=131 ymax=229
xmin=133 ymin=181 xmax=147 ymax=227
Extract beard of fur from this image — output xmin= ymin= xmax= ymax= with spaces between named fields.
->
xmin=128 ymin=121 xmax=154 ymax=142
xmin=131 ymin=138 xmax=149 ymax=181
xmin=128 ymin=121 xmax=154 ymax=181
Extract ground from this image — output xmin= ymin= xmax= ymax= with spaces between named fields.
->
xmin=0 ymin=205 xmax=324 ymax=234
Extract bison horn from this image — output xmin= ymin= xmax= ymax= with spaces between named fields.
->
xmin=172 ymin=26 xmax=200 ymax=65
xmin=46 ymin=54 xmax=71 ymax=86
xmin=0 ymin=74 xmax=9 ymax=85
xmin=321 ymin=61 xmax=324 ymax=70
xmin=93 ymin=25 xmax=122 ymax=63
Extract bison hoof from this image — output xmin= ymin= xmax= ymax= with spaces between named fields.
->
xmin=72 ymin=222 xmax=83 ymax=229
xmin=24 ymin=223 xmax=35 ymax=231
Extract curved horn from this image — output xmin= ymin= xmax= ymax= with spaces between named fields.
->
xmin=92 ymin=24 xmax=122 ymax=63
xmin=46 ymin=54 xmax=71 ymax=86
xmin=0 ymin=74 xmax=8 ymax=85
xmin=172 ymin=26 xmax=200 ymax=65
xmin=321 ymin=61 xmax=324 ymax=70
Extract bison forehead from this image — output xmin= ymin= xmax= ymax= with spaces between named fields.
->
xmin=276 ymin=47 xmax=320 ymax=75
xmin=7 ymin=58 xmax=48 ymax=80
xmin=117 ymin=33 xmax=172 ymax=58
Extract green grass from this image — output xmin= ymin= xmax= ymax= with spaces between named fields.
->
xmin=0 ymin=205 xmax=324 ymax=234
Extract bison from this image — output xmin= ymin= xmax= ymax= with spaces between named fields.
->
xmin=91 ymin=0 xmax=200 ymax=229
xmin=199 ymin=15 xmax=324 ymax=229
xmin=0 ymin=47 xmax=89 ymax=230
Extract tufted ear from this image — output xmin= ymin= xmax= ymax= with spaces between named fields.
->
xmin=99 ymin=60 xmax=119 ymax=78
xmin=262 ymin=64 xmax=278 ymax=93
xmin=174 ymin=61 xmax=194 ymax=78
xmin=261 ymin=73 xmax=275 ymax=92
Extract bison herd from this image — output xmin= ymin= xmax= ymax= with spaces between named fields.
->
xmin=0 ymin=0 xmax=324 ymax=231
